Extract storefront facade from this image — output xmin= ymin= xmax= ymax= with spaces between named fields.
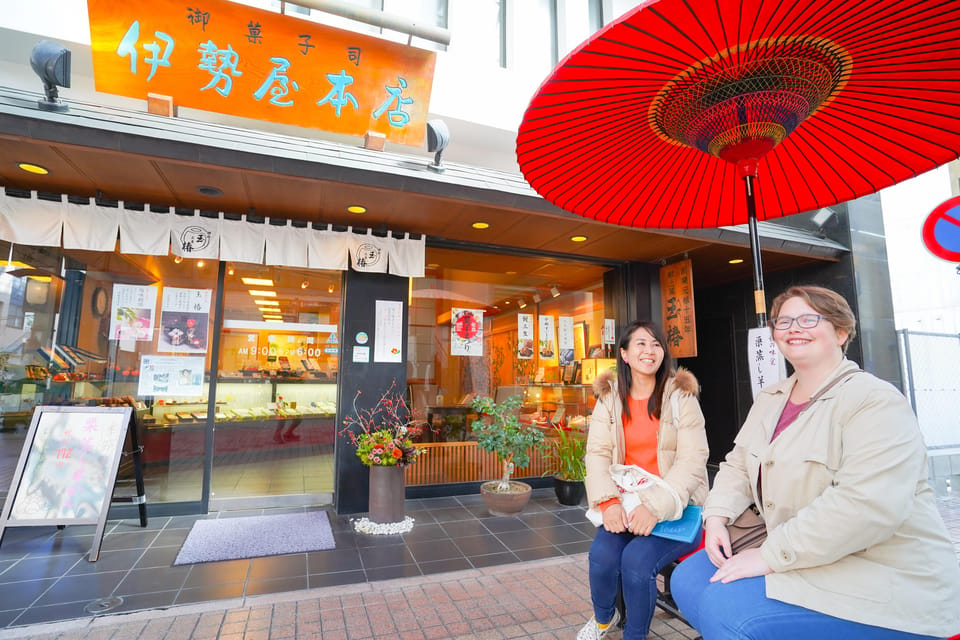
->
xmin=0 ymin=2 xmax=902 ymax=518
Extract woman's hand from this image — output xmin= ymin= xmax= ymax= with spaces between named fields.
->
xmin=626 ymin=503 xmax=659 ymax=536
xmin=703 ymin=515 xmax=733 ymax=567
xmin=709 ymin=548 xmax=772 ymax=583
xmin=602 ymin=502 xmax=629 ymax=533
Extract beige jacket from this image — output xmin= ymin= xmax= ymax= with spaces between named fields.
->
xmin=705 ymin=359 xmax=960 ymax=636
xmin=585 ymin=368 xmax=709 ymax=521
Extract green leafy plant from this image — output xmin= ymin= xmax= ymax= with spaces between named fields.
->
xmin=543 ymin=425 xmax=586 ymax=481
xmin=470 ymin=395 xmax=546 ymax=491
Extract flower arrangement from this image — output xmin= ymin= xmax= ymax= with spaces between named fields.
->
xmin=341 ymin=380 xmax=426 ymax=467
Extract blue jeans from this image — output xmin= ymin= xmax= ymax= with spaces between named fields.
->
xmin=588 ymin=526 xmax=702 ymax=640
xmin=671 ymin=550 xmax=946 ymax=640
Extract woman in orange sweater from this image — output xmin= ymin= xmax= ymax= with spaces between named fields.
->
xmin=578 ymin=321 xmax=709 ymax=640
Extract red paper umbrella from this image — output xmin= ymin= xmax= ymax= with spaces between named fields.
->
xmin=517 ymin=0 xmax=960 ymax=323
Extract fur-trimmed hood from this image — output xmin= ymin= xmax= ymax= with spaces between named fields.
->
xmin=592 ymin=366 xmax=699 ymax=399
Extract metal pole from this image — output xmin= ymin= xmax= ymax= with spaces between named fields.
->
xmin=281 ymin=0 xmax=452 ymax=46
xmin=742 ymin=171 xmax=766 ymax=328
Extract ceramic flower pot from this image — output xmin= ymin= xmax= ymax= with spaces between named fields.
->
xmin=480 ymin=480 xmax=532 ymax=516
xmin=553 ymin=477 xmax=586 ymax=506
xmin=368 ymin=465 xmax=405 ymax=524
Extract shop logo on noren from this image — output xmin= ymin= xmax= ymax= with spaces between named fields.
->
xmin=355 ymin=243 xmax=382 ymax=267
xmin=180 ymin=225 xmax=213 ymax=253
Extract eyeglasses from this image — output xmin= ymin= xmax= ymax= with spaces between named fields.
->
xmin=770 ymin=314 xmax=824 ymax=330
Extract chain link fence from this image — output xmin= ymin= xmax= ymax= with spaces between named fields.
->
xmin=898 ymin=330 xmax=960 ymax=494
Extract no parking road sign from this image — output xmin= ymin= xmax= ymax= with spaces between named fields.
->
xmin=922 ymin=196 xmax=960 ymax=262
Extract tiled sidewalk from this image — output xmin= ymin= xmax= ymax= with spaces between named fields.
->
xmin=0 ymin=555 xmax=699 ymax=640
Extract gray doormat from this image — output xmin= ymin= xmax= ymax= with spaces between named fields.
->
xmin=173 ymin=510 xmax=335 ymax=565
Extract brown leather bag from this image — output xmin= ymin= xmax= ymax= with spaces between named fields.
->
xmin=726 ymin=369 xmax=862 ymax=556
xmin=727 ymin=504 xmax=766 ymax=554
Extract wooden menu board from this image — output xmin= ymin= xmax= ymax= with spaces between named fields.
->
xmin=0 ymin=406 xmax=133 ymax=561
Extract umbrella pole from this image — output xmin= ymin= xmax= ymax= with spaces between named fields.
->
xmin=739 ymin=161 xmax=767 ymax=328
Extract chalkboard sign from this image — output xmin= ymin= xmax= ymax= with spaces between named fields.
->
xmin=0 ymin=405 xmax=133 ymax=561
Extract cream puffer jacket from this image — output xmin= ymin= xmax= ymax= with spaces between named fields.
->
xmin=585 ymin=368 xmax=709 ymax=521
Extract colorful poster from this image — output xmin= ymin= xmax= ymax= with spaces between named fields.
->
xmin=374 ymin=300 xmax=403 ymax=362
xmin=747 ymin=328 xmax=786 ymax=400
xmin=109 ymin=284 xmax=158 ymax=341
xmin=517 ymin=313 xmax=534 ymax=359
xmin=660 ymin=259 xmax=698 ymax=358
xmin=158 ymin=287 xmax=212 ymax=353
xmin=538 ymin=315 xmax=557 ymax=361
xmin=558 ymin=316 xmax=574 ymax=365
xmin=137 ymin=355 xmax=205 ymax=396
xmin=451 ymin=307 xmax=483 ymax=357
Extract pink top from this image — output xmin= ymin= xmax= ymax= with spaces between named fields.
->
xmin=771 ymin=399 xmax=808 ymax=441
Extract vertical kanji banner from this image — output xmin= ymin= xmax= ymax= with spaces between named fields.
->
xmin=659 ymin=259 xmax=697 ymax=358
xmin=86 ymin=0 xmax=436 ymax=145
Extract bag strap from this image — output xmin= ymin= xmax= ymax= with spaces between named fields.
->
xmin=801 ymin=368 xmax=861 ymax=411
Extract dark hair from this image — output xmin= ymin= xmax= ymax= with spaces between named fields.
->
xmin=769 ymin=285 xmax=857 ymax=354
xmin=616 ymin=321 xmax=673 ymax=421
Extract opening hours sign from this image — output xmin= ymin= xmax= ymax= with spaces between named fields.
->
xmin=86 ymin=0 xmax=437 ymax=145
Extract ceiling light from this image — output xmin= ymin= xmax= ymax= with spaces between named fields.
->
xmin=550 ymin=286 xmax=560 ymax=298
xmin=262 ymin=314 xmax=283 ymax=320
xmin=532 ymin=293 xmax=542 ymax=304
xmin=327 ymin=283 xmax=335 ymax=293
xmin=227 ymin=265 xmax=235 ymax=276
xmin=17 ymin=162 xmax=49 ymax=175
xmin=248 ymin=289 xmax=276 ymax=297
xmin=504 ymin=300 xmax=511 ymax=305
xmin=241 ymin=277 xmax=274 ymax=286
xmin=173 ymin=255 xmax=183 ymax=264
xmin=518 ymin=299 xmax=527 ymax=309
xmin=728 ymin=258 xmax=744 ymax=264
xmin=197 ymin=260 xmax=205 ymax=268
xmin=471 ymin=221 xmax=489 ymax=229
xmin=300 ymin=280 xmax=309 ymax=289
xmin=254 ymin=299 xmax=280 ymax=306
xmin=570 ymin=235 xmax=588 ymax=242
xmin=197 ymin=185 xmax=222 ymax=197
xmin=347 ymin=205 xmax=366 ymax=214
xmin=30 ymin=40 xmax=71 ymax=112
xmin=506 ymin=271 xmax=516 ymax=275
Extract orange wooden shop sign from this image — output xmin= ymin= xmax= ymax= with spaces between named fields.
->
xmin=659 ymin=259 xmax=697 ymax=358
xmin=87 ymin=0 xmax=436 ymax=145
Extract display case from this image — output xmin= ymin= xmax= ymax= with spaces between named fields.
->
xmin=519 ymin=384 xmax=595 ymax=429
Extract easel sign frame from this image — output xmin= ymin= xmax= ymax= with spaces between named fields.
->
xmin=0 ymin=405 xmax=133 ymax=561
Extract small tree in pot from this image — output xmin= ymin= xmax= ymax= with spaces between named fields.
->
xmin=470 ymin=395 xmax=546 ymax=515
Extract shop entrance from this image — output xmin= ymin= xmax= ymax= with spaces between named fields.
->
xmin=211 ymin=266 xmax=340 ymax=509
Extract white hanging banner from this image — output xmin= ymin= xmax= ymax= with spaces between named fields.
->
xmin=389 ymin=232 xmax=425 ymax=277
xmin=264 ymin=220 xmax=308 ymax=267
xmin=218 ymin=214 xmax=265 ymax=264
xmin=747 ymin=327 xmax=787 ymax=399
xmin=308 ymin=224 xmax=350 ymax=270
xmin=119 ymin=208 xmax=171 ymax=255
xmin=0 ymin=192 xmax=63 ymax=247
xmin=63 ymin=200 xmax=120 ymax=251
xmin=517 ymin=313 xmax=534 ymax=359
xmin=349 ymin=229 xmax=391 ymax=273
xmin=170 ymin=212 xmax=220 ymax=259
xmin=558 ymin=316 xmax=574 ymax=365
xmin=539 ymin=315 xmax=557 ymax=361
xmin=451 ymin=307 xmax=483 ymax=357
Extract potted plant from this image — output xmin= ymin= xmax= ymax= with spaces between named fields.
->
xmin=470 ymin=394 xmax=546 ymax=516
xmin=543 ymin=424 xmax=587 ymax=505
xmin=340 ymin=381 xmax=425 ymax=526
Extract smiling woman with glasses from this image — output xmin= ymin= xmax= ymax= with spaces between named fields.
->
xmin=670 ymin=285 xmax=960 ymax=640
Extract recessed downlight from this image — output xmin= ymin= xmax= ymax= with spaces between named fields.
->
xmin=570 ymin=235 xmax=588 ymax=242
xmin=728 ymin=258 xmax=745 ymax=264
xmin=197 ymin=185 xmax=223 ymax=197
xmin=17 ymin=162 xmax=49 ymax=175
xmin=347 ymin=205 xmax=366 ymax=214
xmin=471 ymin=221 xmax=490 ymax=229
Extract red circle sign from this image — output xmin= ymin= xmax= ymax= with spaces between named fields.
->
xmin=922 ymin=195 xmax=960 ymax=262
